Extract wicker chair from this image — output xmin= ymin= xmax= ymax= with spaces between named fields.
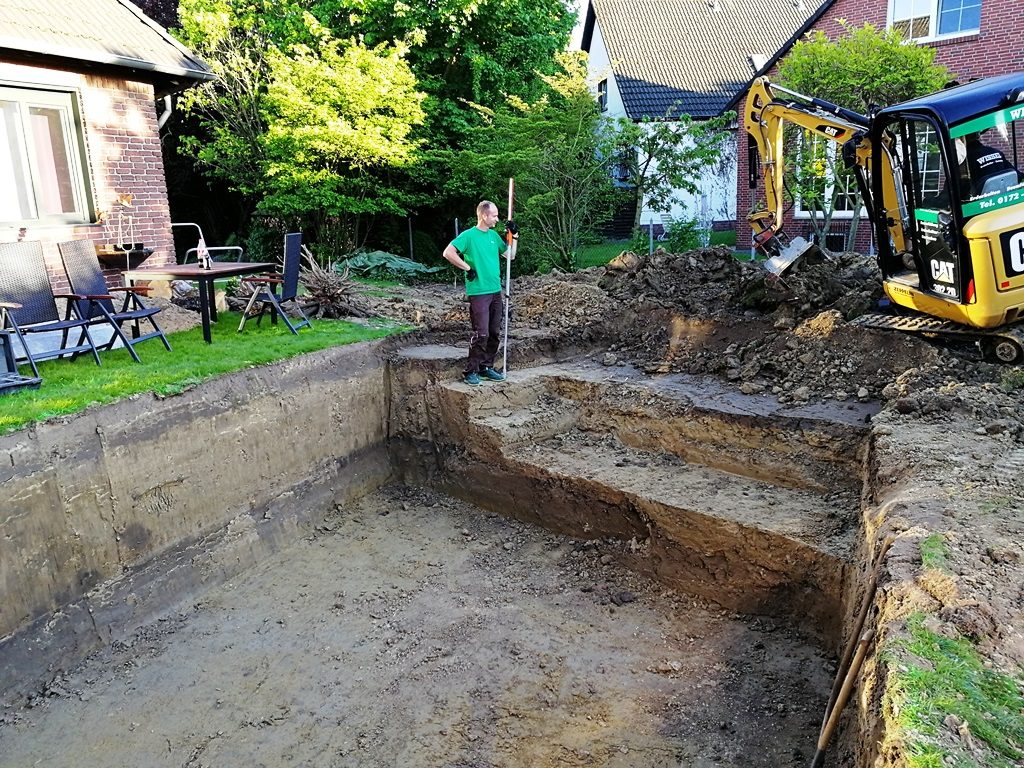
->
xmin=57 ymin=240 xmax=171 ymax=362
xmin=0 ymin=241 xmax=101 ymax=377
xmin=237 ymin=233 xmax=312 ymax=335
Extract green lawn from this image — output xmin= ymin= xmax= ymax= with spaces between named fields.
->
xmin=575 ymin=231 xmax=739 ymax=269
xmin=0 ymin=313 xmax=404 ymax=435
xmin=575 ymin=241 xmax=630 ymax=269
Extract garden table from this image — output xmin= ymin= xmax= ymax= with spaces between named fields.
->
xmin=123 ymin=262 xmax=274 ymax=343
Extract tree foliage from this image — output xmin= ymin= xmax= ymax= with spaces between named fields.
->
xmin=171 ymin=0 xmax=577 ymax=255
xmin=779 ymin=22 xmax=950 ymax=114
xmin=174 ymin=0 xmax=425 ymax=249
xmin=260 ymin=33 xmax=426 ymax=218
xmin=451 ymin=53 xmax=613 ymax=272
xmin=777 ymin=23 xmax=950 ymax=247
xmin=606 ymin=112 xmax=734 ymax=231
xmin=336 ymin=0 xmax=577 ymax=143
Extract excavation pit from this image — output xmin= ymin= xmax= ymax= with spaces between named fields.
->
xmin=389 ymin=346 xmax=877 ymax=647
xmin=0 ymin=342 xmax=884 ymax=767
xmin=0 ymin=486 xmax=837 ymax=768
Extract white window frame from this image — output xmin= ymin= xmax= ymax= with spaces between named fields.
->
xmin=887 ymin=0 xmax=982 ymax=43
xmin=597 ymin=78 xmax=608 ymax=112
xmin=792 ymin=131 xmax=860 ymax=220
xmin=0 ymin=84 xmax=94 ymax=226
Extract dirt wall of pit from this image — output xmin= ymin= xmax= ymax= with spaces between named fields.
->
xmin=0 ymin=343 xmax=392 ymax=705
xmin=386 ymin=346 xmax=873 ymax=651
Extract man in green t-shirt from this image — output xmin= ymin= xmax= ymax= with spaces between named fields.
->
xmin=442 ymin=200 xmax=518 ymax=385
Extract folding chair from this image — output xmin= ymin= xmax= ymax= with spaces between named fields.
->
xmin=57 ymin=240 xmax=172 ymax=362
xmin=237 ymin=232 xmax=312 ymax=335
xmin=0 ymin=241 xmax=101 ymax=378
xmin=0 ymin=325 xmax=41 ymax=393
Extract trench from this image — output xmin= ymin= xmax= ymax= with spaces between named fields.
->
xmin=0 ymin=342 xmax=879 ymax=767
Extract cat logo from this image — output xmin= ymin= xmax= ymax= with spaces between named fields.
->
xmin=1010 ymin=231 xmax=1024 ymax=273
xmin=930 ymin=259 xmax=955 ymax=284
xmin=817 ymin=124 xmax=844 ymax=139
xmin=1001 ymin=228 xmax=1024 ymax=277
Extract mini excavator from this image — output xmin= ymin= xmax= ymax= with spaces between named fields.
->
xmin=745 ymin=73 xmax=1024 ymax=362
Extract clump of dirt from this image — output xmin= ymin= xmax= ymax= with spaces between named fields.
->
xmin=146 ymin=297 xmax=202 ymax=334
xmin=583 ymin=247 xmax=946 ymax=401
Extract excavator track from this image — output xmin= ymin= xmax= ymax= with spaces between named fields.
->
xmin=851 ymin=313 xmax=1024 ymax=364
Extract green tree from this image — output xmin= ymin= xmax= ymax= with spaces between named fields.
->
xmin=779 ymin=22 xmax=950 ymax=115
xmin=171 ymin=0 xmax=576 ymax=253
xmin=174 ymin=0 xmax=425 ymax=250
xmin=451 ymin=53 xmax=613 ymax=272
xmin=339 ymin=0 xmax=577 ymax=145
xmin=260 ymin=31 xmax=426 ymax=248
xmin=174 ymin=0 xmax=280 ymax=200
xmin=777 ymin=23 xmax=950 ymax=249
xmin=607 ymin=112 xmax=734 ymax=231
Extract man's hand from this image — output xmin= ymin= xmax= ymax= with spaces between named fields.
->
xmin=504 ymin=220 xmax=519 ymax=237
xmin=466 ymin=267 xmax=478 ymax=281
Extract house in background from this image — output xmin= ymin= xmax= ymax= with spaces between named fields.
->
xmin=0 ymin=0 xmax=213 ymax=288
xmin=730 ymin=0 xmax=1024 ymax=252
xmin=576 ymin=0 xmax=825 ymax=237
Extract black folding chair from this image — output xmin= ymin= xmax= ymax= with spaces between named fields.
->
xmin=237 ymin=233 xmax=312 ymax=335
xmin=58 ymin=240 xmax=171 ymax=362
xmin=0 ymin=241 xmax=101 ymax=378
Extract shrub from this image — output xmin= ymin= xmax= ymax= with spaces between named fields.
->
xmin=663 ymin=217 xmax=706 ymax=252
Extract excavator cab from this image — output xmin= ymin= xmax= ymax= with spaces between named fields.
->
xmin=870 ymin=74 xmax=1024 ymax=328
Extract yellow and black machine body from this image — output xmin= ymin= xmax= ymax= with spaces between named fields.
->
xmin=745 ymin=73 xmax=1024 ymax=362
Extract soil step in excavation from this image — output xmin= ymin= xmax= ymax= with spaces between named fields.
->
xmin=439 ymin=362 xmax=868 ymax=637
xmin=513 ymin=432 xmax=855 ymax=559
xmin=0 ymin=486 xmax=832 ymax=768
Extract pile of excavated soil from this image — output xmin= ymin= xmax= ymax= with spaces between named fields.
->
xmin=146 ymin=296 xmax=202 ymax=334
xmin=364 ymin=246 xmax=1003 ymax=405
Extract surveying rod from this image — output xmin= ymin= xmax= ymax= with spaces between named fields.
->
xmin=501 ymin=177 xmax=514 ymax=375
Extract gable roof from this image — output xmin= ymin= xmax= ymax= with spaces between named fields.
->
xmin=0 ymin=0 xmax=214 ymax=96
xmin=721 ymin=0 xmax=837 ymax=112
xmin=583 ymin=0 xmax=828 ymax=119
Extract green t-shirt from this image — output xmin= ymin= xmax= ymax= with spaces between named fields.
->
xmin=450 ymin=226 xmax=507 ymax=295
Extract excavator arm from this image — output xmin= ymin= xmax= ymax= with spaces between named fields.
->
xmin=744 ymin=77 xmax=874 ymax=258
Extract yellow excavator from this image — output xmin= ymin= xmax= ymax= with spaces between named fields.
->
xmin=745 ymin=73 xmax=1024 ymax=362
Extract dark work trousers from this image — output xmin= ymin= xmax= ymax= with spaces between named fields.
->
xmin=465 ymin=291 xmax=503 ymax=375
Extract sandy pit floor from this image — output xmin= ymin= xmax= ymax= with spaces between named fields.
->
xmin=0 ymin=485 xmax=833 ymax=768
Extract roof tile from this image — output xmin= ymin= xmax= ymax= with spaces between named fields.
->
xmin=590 ymin=0 xmax=826 ymax=119
xmin=0 ymin=0 xmax=212 ymax=89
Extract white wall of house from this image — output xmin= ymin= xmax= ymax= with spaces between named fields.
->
xmin=585 ymin=17 xmax=626 ymax=118
xmin=635 ymin=126 xmax=737 ymax=232
xmin=578 ymin=9 xmax=737 ymax=233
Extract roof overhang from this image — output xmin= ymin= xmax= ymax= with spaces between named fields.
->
xmin=0 ymin=41 xmax=216 ymax=97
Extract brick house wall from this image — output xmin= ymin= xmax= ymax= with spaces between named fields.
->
xmin=735 ymin=0 xmax=1024 ymax=253
xmin=0 ymin=60 xmax=175 ymax=293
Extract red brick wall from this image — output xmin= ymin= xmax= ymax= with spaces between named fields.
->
xmin=735 ymin=0 xmax=1024 ymax=251
xmin=75 ymin=74 xmax=176 ymax=286
xmin=0 ymin=62 xmax=176 ymax=292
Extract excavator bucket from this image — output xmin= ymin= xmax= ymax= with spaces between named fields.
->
xmin=763 ymin=236 xmax=820 ymax=276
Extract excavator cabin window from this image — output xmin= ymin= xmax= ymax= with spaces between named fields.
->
xmin=949 ymin=117 xmax=1024 ymax=217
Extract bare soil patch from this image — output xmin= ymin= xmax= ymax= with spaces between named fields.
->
xmin=0 ymin=486 xmax=831 ymax=768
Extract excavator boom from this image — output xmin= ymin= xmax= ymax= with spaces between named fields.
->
xmin=744 ymin=77 xmax=872 ymax=266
